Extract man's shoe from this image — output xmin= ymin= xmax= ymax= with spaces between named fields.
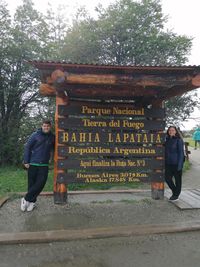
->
xmin=169 ymin=195 xmax=179 ymax=201
xmin=27 ymin=202 xmax=36 ymax=212
xmin=21 ymin=197 xmax=28 ymax=211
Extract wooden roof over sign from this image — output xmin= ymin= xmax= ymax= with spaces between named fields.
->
xmin=29 ymin=61 xmax=200 ymax=105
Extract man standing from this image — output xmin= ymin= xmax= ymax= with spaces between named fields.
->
xmin=22 ymin=120 xmax=55 ymax=212
xmin=192 ymin=127 xmax=200 ymax=150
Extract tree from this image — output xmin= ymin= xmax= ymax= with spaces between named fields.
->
xmin=165 ymin=91 xmax=200 ymax=127
xmin=44 ymin=3 xmax=69 ymax=60
xmin=0 ymin=0 xmax=15 ymax=164
xmin=61 ymin=0 xmax=192 ymax=65
xmin=60 ymin=0 xmax=197 ymax=125
xmin=0 ymin=0 xmax=198 ymax=164
xmin=61 ymin=8 xmax=101 ymax=63
xmin=0 ymin=0 xmax=50 ymax=164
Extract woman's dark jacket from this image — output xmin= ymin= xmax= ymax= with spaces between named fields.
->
xmin=165 ymin=136 xmax=184 ymax=171
xmin=24 ymin=129 xmax=55 ymax=164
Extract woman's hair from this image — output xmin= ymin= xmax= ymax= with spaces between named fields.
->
xmin=166 ymin=126 xmax=181 ymax=138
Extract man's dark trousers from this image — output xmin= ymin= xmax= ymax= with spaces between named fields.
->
xmin=25 ymin=165 xmax=48 ymax=203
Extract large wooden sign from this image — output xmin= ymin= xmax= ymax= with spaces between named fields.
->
xmin=31 ymin=62 xmax=200 ymax=203
xmin=56 ymin=102 xmax=165 ymax=184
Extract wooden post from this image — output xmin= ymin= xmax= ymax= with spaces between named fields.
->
xmin=54 ymin=95 xmax=68 ymax=204
xmin=151 ymin=101 xmax=165 ymax=200
xmin=151 ymin=182 xmax=164 ymax=200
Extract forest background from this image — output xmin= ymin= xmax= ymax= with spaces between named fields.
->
xmin=0 ymin=0 xmax=199 ymax=167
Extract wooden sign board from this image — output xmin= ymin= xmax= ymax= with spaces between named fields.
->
xmin=58 ymin=117 xmax=165 ymax=131
xmin=58 ymin=131 xmax=165 ymax=144
xmin=57 ymin=158 xmax=164 ymax=169
xmin=56 ymin=101 xmax=165 ymax=184
xmin=58 ymin=103 xmax=165 ymax=118
xmin=57 ymin=171 xmax=163 ymax=184
xmin=57 ymin=145 xmax=164 ymax=157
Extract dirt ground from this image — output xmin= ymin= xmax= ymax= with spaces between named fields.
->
xmin=1 ymin=232 xmax=200 ymax=267
xmin=1 ymin=147 xmax=200 ymax=267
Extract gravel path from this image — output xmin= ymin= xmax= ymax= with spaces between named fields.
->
xmin=1 ymin=148 xmax=200 ymax=267
xmin=1 ymin=232 xmax=200 ymax=267
xmin=1 ymin=147 xmax=200 ymax=233
xmin=182 ymin=147 xmax=200 ymax=189
xmin=1 ymin=192 xmax=200 ymax=233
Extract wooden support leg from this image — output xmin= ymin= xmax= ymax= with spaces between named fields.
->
xmin=151 ymin=182 xmax=164 ymax=200
xmin=53 ymin=95 xmax=68 ymax=204
xmin=54 ymin=183 xmax=67 ymax=204
xmin=151 ymin=101 xmax=165 ymax=200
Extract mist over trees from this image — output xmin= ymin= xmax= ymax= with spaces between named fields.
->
xmin=0 ymin=0 xmax=199 ymax=165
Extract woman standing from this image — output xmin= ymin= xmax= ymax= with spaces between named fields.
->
xmin=165 ymin=126 xmax=185 ymax=201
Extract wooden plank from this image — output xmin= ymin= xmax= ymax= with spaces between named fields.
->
xmin=57 ymin=158 xmax=164 ymax=170
xmin=61 ymin=83 xmax=158 ymax=97
xmin=58 ymin=117 xmax=165 ymax=131
xmin=3 ymin=219 xmax=200 ymax=244
xmin=173 ymin=199 xmax=194 ymax=210
xmin=57 ymin=171 xmax=164 ymax=184
xmin=184 ymin=190 xmax=200 ymax=201
xmin=179 ymin=191 xmax=200 ymax=208
xmin=57 ymin=145 xmax=164 ymax=157
xmin=165 ymin=190 xmax=194 ymax=209
xmin=58 ymin=131 xmax=165 ymax=145
xmin=190 ymin=189 xmax=200 ymax=197
xmin=58 ymin=103 xmax=165 ymax=118
xmin=51 ymin=70 xmax=190 ymax=88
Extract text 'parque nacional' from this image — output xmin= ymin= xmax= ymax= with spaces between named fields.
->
xmin=81 ymin=105 xmax=145 ymax=116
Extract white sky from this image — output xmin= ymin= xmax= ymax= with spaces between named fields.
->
xmin=5 ymin=0 xmax=200 ymax=130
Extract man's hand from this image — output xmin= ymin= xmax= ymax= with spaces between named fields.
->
xmin=24 ymin=163 xmax=30 ymax=169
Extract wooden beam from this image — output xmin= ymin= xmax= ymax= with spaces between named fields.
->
xmin=192 ymin=74 xmax=200 ymax=86
xmin=39 ymin=70 xmax=200 ymax=100
xmin=50 ymin=69 xmax=191 ymax=87
xmin=40 ymin=83 xmax=56 ymax=96
xmin=39 ymin=83 xmax=158 ymax=98
xmin=151 ymin=84 xmax=199 ymax=106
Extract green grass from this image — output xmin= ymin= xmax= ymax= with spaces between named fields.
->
xmin=0 ymin=160 xmax=191 ymax=198
xmin=120 ymin=198 xmax=153 ymax=204
xmin=0 ymin=166 xmax=141 ymax=197
xmin=183 ymin=158 xmax=191 ymax=172
xmin=0 ymin=166 xmax=54 ymax=197
xmin=91 ymin=199 xmax=114 ymax=204
xmin=120 ymin=199 xmax=138 ymax=204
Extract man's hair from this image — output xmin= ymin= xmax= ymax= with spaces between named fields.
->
xmin=42 ymin=120 xmax=52 ymax=125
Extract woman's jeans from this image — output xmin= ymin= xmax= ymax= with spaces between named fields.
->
xmin=165 ymin=164 xmax=182 ymax=197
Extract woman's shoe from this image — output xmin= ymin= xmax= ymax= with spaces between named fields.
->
xmin=169 ymin=195 xmax=179 ymax=201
